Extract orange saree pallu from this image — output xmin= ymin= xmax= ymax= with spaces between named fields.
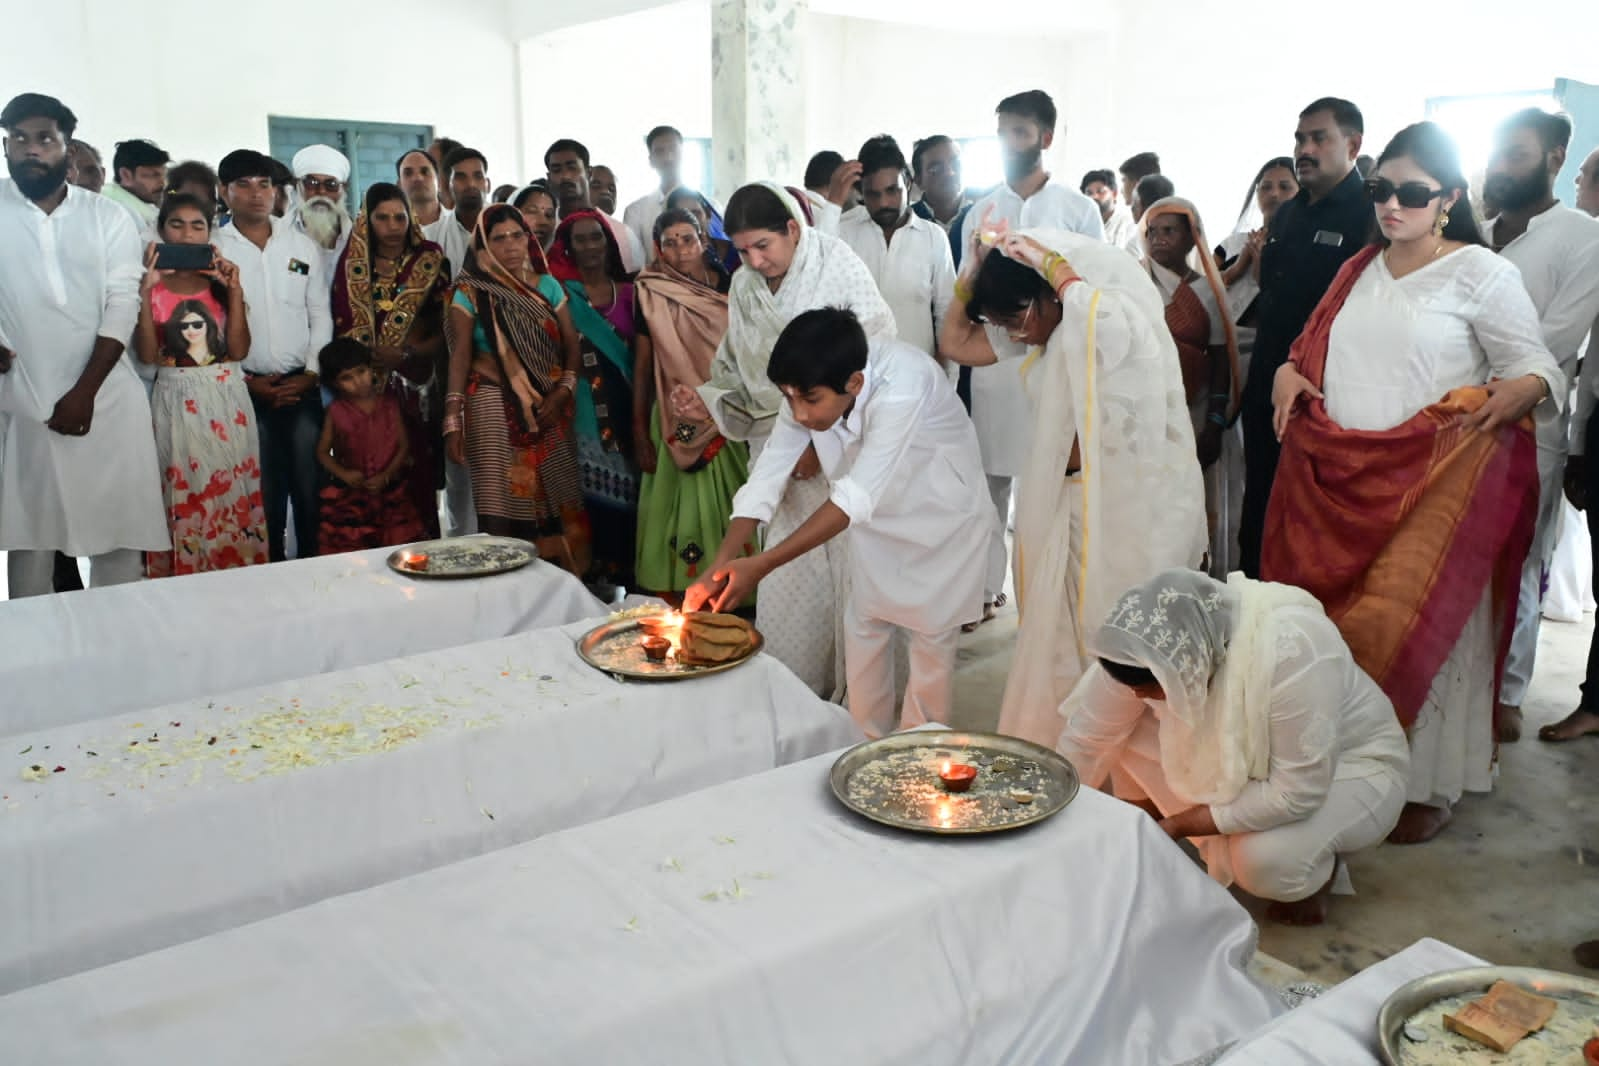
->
xmin=1261 ymin=247 xmax=1538 ymax=728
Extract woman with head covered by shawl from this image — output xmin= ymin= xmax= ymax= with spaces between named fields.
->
xmin=939 ymin=215 xmax=1207 ymax=748
xmin=1058 ymin=568 xmax=1409 ymax=924
xmin=548 ymin=208 xmax=641 ymax=591
xmin=443 ymin=204 xmax=590 ymax=572
xmin=1140 ymin=196 xmax=1244 ymax=576
xmin=332 ymin=182 xmax=449 ymax=537
xmin=693 ymin=181 xmax=895 ymax=698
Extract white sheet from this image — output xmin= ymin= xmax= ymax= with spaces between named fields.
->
xmin=0 ymin=619 xmax=862 ymax=993
xmin=0 ymin=544 xmax=606 ymax=734
xmin=1216 ymin=938 xmax=1485 ymax=1065
xmin=0 ymin=752 xmax=1282 ymax=1065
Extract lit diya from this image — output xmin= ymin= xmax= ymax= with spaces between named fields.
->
xmin=641 ymin=636 xmax=672 ymax=662
xmin=399 ymin=550 xmax=430 ymax=572
xmin=938 ymin=759 xmax=978 ymax=793
xmin=638 ymin=611 xmax=684 ymax=662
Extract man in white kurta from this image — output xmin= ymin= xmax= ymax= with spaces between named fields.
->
xmin=959 ymin=92 xmax=1105 ymax=615
xmin=0 ymin=94 xmax=168 ymax=596
xmin=1480 ymin=110 xmax=1599 ymax=736
xmin=838 ymin=142 xmax=958 ymax=383
xmin=689 ymin=312 xmax=992 ymax=738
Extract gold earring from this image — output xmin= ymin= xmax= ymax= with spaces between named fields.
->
xmin=1435 ymin=211 xmax=1449 ymax=236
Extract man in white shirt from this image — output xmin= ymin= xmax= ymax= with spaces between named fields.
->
xmin=622 ymin=125 xmax=685 ymax=259
xmin=685 ymin=308 xmax=992 ymax=737
xmin=802 ymin=150 xmax=860 ymax=237
xmin=958 ymin=89 xmax=1105 ymax=628
xmin=423 ymin=146 xmax=489 ymax=282
xmin=1119 ymin=151 xmax=1161 ymax=222
xmin=0 ymin=93 xmax=168 ymax=596
xmin=65 ymin=139 xmax=104 ymax=194
xmin=838 ymin=135 xmax=957 ymax=384
xmin=1082 ymin=168 xmax=1142 ymax=258
xmin=545 ymin=138 xmax=645 ymax=272
xmin=1481 ymin=110 xmax=1599 ymax=743
xmin=215 ymin=149 xmax=334 ymax=560
xmin=396 ymin=149 xmax=442 ymax=228
xmin=289 ymin=144 xmax=353 ymax=279
xmin=100 ymin=137 xmax=167 ymax=241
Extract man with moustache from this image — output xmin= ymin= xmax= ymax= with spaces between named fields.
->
xmin=66 ymin=139 xmax=104 ymax=193
xmin=428 ymin=137 xmax=461 ymax=212
xmin=0 ymin=93 xmax=168 ymax=596
xmin=956 ymin=89 xmax=1102 ymax=632
xmin=423 ymin=146 xmax=489 ymax=283
xmin=587 ymin=162 xmax=645 ymax=271
xmin=838 ymin=135 xmax=957 ymax=382
xmin=1237 ymin=97 xmax=1368 ymax=578
xmin=214 ymin=148 xmax=333 ymax=560
xmin=589 ymin=165 xmax=619 ymax=216
xmin=545 ymin=138 xmax=644 ymax=271
xmin=102 ymin=138 xmax=168 ymax=240
xmin=397 ymin=148 xmax=442 ymax=228
xmin=623 ymin=125 xmax=686 ymax=260
xmin=1082 ymin=168 xmax=1141 ymax=257
xmin=290 ymin=144 xmax=353 ymax=278
xmin=910 ymin=136 xmax=973 ymax=238
xmin=1479 ymin=109 xmax=1599 ymax=743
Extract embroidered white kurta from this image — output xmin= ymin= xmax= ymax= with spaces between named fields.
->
xmin=0 ymin=180 xmax=168 ymax=555
xmin=959 ymin=182 xmax=1105 ymax=476
xmin=732 ymin=337 xmax=992 ymax=634
xmin=837 ymin=208 xmax=957 ymax=377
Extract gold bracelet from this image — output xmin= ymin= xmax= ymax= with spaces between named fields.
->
xmin=954 ymin=277 xmax=973 ymax=304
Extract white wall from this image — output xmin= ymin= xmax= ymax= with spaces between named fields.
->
xmin=0 ymin=0 xmax=519 ymax=188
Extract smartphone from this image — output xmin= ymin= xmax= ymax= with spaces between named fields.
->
xmin=153 ymin=243 xmax=214 ymax=271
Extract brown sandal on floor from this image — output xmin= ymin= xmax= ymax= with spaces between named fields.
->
xmin=962 ymin=601 xmax=999 ymax=634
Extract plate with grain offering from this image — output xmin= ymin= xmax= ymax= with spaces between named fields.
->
xmin=386 ymin=536 xmax=540 ymax=578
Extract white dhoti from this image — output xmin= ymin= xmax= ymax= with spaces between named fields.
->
xmin=1545 ymin=499 xmax=1594 ymax=622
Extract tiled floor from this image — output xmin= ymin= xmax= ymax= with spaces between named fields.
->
xmin=949 ymin=599 xmax=1599 ymax=986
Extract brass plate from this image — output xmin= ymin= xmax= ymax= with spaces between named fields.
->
xmin=576 ymin=617 xmax=764 ymax=682
xmin=385 ymin=536 xmax=539 ymax=579
xmin=1378 ymin=965 xmax=1599 ymax=1065
xmin=828 ymin=731 xmax=1079 ymax=836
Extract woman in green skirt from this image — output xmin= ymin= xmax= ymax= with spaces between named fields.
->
xmin=631 ymin=208 xmax=753 ymax=600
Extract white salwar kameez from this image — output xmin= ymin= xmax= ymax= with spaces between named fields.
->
xmin=1061 ymin=577 xmax=1410 ymax=900
xmin=1322 ymin=246 xmax=1561 ymax=805
xmin=995 ymin=230 xmax=1206 ymax=748
xmin=0 ymin=180 xmax=168 ymax=586
xmin=732 ymin=339 xmax=992 ymax=737
xmin=699 ymin=184 xmax=896 ymax=698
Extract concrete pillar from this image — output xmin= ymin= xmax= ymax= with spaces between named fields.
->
xmin=710 ymin=0 xmax=807 ymax=205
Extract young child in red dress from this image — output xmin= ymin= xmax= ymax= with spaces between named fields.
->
xmin=315 ymin=338 xmax=429 ymax=554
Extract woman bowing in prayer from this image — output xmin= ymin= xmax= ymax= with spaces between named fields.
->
xmin=332 ymin=182 xmax=449 ymax=537
xmin=940 ymin=219 xmax=1206 ymax=748
xmin=549 ymin=209 xmax=641 ymax=593
xmin=697 ymin=181 xmax=896 ymax=697
xmin=1141 ymin=196 xmax=1244 ymax=576
xmin=443 ymin=204 xmax=590 ymax=572
xmin=1268 ymin=122 xmax=1559 ymax=844
xmin=1059 ymin=569 xmax=1410 ymax=925
xmin=631 ymin=207 xmax=750 ymax=600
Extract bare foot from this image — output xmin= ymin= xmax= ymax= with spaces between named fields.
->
xmin=961 ymin=601 xmax=998 ymax=634
xmin=1266 ymin=864 xmax=1338 ymax=926
xmin=1540 ymin=708 xmax=1599 ymax=743
xmin=1496 ymin=703 xmax=1523 ymax=743
xmin=1387 ymin=802 xmax=1453 ymax=845
xmin=1574 ymin=939 xmax=1599 ymax=970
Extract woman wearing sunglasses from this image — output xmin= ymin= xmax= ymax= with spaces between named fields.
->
xmin=1265 ymin=122 xmax=1560 ymax=845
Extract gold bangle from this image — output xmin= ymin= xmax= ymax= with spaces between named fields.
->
xmin=954 ymin=278 xmax=973 ymax=304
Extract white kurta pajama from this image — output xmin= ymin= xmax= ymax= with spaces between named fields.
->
xmin=995 ymin=230 xmax=1207 ymax=748
xmin=959 ymin=182 xmax=1105 ymax=604
xmin=0 ymin=180 xmax=167 ymax=592
xmin=733 ymin=339 xmax=992 ymax=737
xmin=838 ymin=208 xmax=958 ymax=382
xmin=1482 ymin=207 xmax=1599 ymax=707
xmin=699 ymin=184 xmax=896 ymax=698
xmin=1061 ymin=574 xmax=1410 ymax=901
xmin=1323 ymin=246 xmax=1561 ymax=805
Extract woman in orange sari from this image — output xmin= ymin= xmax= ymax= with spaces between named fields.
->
xmin=1267 ymin=123 xmax=1559 ymax=844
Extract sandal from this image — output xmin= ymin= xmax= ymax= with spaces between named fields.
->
xmin=961 ymin=601 xmax=998 ymax=634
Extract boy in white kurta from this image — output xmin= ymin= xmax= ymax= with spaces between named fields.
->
xmin=686 ymin=307 xmax=992 ymax=737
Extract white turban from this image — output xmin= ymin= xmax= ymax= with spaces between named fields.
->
xmin=291 ymin=144 xmax=350 ymax=183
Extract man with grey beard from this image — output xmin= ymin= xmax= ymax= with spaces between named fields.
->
xmin=290 ymin=144 xmax=353 ymax=279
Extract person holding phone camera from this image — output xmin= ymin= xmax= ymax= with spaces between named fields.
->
xmin=0 ymin=93 xmax=169 ymax=597
xmin=133 ymin=192 xmax=267 ymax=577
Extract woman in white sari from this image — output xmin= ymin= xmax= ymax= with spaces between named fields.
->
xmin=1059 ymin=569 xmax=1410 ymax=925
xmin=940 ymin=220 xmax=1206 ymax=747
xmin=695 ymin=182 xmax=895 ymax=696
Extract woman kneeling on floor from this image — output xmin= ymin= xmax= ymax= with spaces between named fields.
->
xmin=1057 ymin=568 xmax=1410 ymax=925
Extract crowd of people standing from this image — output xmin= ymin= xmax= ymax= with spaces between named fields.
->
xmin=5 ymin=85 xmax=1599 ymax=937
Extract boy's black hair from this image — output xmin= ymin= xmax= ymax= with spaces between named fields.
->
xmin=217 ymin=149 xmax=275 ymax=185
xmin=319 ymin=337 xmax=374 ymax=382
xmin=767 ymin=307 xmax=868 ymax=394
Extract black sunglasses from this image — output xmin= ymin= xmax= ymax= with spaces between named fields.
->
xmin=1365 ymin=178 xmax=1445 ymax=209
